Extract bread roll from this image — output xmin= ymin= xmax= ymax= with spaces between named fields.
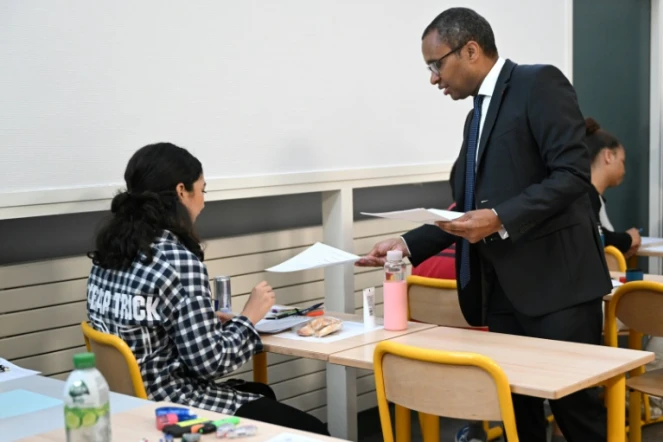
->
xmin=315 ymin=320 xmax=343 ymax=337
xmin=296 ymin=316 xmax=343 ymax=337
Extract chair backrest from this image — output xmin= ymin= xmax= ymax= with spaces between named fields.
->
xmin=407 ymin=275 xmax=471 ymax=328
xmin=373 ymin=341 xmax=518 ymax=442
xmin=605 ymin=282 xmax=663 ymax=344
xmin=80 ymin=321 xmax=148 ymax=399
xmin=604 ymin=246 xmax=627 ymax=272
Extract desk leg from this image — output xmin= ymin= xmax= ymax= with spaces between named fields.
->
xmin=252 ymin=352 xmax=268 ymax=384
xmin=327 ymin=363 xmax=357 ymax=441
xmin=605 ymin=374 xmax=626 ymax=442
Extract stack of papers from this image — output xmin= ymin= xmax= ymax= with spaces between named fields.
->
xmin=361 ymin=208 xmax=464 ymax=225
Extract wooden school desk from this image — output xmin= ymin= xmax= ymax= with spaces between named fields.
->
xmin=253 ymin=313 xmax=436 ymax=440
xmin=607 ymin=271 xmax=663 ymax=301
xmin=328 ymin=326 xmax=655 ymax=442
xmin=19 ymin=401 xmax=348 ymax=442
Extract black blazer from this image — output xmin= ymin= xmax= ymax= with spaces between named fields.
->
xmin=587 ymin=186 xmax=632 ymax=254
xmin=403 ymin=59 xmax=612 ymax=326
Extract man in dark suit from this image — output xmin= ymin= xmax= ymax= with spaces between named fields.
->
xmin=357 ymin=7 xmax=611 ymax=442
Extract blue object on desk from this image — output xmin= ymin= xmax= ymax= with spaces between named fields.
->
xmin=626 ymin=268 xmax=644 ymax=282
xmin=0 ymin=389 xmax=63 ymax=419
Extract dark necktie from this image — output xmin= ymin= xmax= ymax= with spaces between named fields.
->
xmin=459 ymin=94 xmax=484 ymax=289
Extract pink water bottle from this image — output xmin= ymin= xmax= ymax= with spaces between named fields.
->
xmin=383 ymin=250 xmax=408 ymax=331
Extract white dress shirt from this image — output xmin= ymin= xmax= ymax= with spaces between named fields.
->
xmin=476 ymin=57 xmax=509 ymax=238
xmin=401 ymin=57 xmax=509 ymax=256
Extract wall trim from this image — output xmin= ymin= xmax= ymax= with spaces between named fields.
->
xmin=0 ymin=162 xmax=452 ymax=220
xmin=649 ymin=0 xmax=662 ymax=273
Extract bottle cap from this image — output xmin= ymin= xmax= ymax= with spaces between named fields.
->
xmin=73 ymin=352 xmax=96 ymax=369
xmin=386 ymin=250 xmax=403 ymax=261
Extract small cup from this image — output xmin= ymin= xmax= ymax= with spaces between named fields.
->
xmin=625 ymin=268 xmax=644 ymax=282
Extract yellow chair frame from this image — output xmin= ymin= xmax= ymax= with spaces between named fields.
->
xmin=373 ymin=341 xmax=519 ymax=442
xmin=406 ymin=276 xmax=502 ymax=441
xmin=80 ymin=321 xmax=148 ymax=399
xmin=605 ymin=281 xmax=663 ymax=441
xmin=605 ymin=245 xmax=627 ymax=272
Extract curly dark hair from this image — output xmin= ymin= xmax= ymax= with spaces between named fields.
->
xmin=88 ymin=142 xmax=204 ymax=270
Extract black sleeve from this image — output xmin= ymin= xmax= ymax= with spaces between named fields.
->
xmin=604 ymin=229 xmax=633 ymax=254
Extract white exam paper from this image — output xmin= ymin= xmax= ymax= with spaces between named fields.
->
xmin=0 ymin=358 xmax=40 ymax=384
xmin=640 ymin=237 xmax=663 ymax=248
xmin=266 ymin=242 xmax=359 ymax=273
xmin=361 ymin=208 xmax=464 ymax=225
xmin=265 ymin=432 xmax=326 ymax=442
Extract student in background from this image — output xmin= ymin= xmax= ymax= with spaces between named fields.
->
xmin=86 ymin=142 xmax=328 ymax=435
xmin=585 ymin=117 xmax=641 ymax=257
xmin=585 ymin=118 xmax=663 ymax=418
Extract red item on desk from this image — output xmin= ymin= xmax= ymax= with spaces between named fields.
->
xmin=157 ymin=413 xmax=179 ymax=430
xmin=619 ymin=276 xmax=626 ymax=284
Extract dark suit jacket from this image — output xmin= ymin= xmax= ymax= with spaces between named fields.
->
xmin=587 ymin=185 xmax=632 ymax=254
xmin=402 ymin=59 xmax=612 ymax=326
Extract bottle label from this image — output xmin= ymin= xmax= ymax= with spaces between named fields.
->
xmin=65 ymin=377 xmax=111 ymax=441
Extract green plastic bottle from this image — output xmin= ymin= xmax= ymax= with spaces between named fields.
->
xmin=63 ymin=352 xmax=111 ymax=441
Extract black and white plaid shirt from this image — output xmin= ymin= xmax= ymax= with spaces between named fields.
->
xmin=87 ymin=230 xmax=263 ymax=414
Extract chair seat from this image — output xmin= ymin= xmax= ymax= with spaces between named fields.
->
xmin=627 ymin=368 xmax=663 ymax=397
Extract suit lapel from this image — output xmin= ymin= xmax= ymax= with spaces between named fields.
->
xmin=475 ymin=59 xmax=516 ymax=170
xmin=454 ymin=110 xmax=474 ymax=206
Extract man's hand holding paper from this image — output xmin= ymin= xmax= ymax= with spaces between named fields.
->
xmin=436 ymin=209 xmax=502 ymax=243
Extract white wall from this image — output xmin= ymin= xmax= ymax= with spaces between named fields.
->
xmin=0 ymin=0 xmax=572 ymax=214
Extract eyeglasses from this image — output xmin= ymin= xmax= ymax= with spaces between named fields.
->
xmin=427 ymin=43 xmax=466 ymax=76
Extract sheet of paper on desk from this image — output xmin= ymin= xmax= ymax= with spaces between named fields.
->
xmin=266 ymin=242 xmax=359 ymax=272
xmin=612 ymin=280 xmax=623 ymax=288
xmin=255 ymin=316 xmax=311 ymax=334
xmin=640 ymin=237 xmax=663 ymax=248
xmin=361 ymin=208 xmax=464 ymax=225
xmin=265 ymin=432 xmax=326 ymax=442
xmin=0 ymin=389 xmax=63 ymax=419
xmin=0 ymin=357 xmax=40 ymax=383
xmin=271 ymin=320 xmax=383 ymax=343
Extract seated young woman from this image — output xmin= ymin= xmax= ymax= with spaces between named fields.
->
xmin=86 ymin=142 xmax=328 ymax=435
xmin=585 ymin=117 xmax=641 ymax=257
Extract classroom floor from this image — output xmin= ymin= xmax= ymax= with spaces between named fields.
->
xmin=356 ymin=405 xmax=663 ymax=441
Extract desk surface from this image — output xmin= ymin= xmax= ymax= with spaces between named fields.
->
xmin=2 ymin=375 xmax=149 ymax=441
xmin=20 ymin=401 xmax=346 ymax=442
xmin=605 ymin=271 xmax=663 ymax=301
xmin=260 ymin=312 xmax=436 ymax=360
xmin=328 ymin=326 xmax=654 ymax=400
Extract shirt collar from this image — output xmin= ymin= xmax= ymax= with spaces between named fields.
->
xmin=156 ymin=230 xmax=179 ymax=244
xmin=478 ymin=57 xmax=505 ymax=98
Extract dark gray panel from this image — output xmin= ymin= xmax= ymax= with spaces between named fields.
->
xmin=0 ymin=181 xmax=450 ymax=265
xmin=573 ymin=0 xmax=650 ymax=269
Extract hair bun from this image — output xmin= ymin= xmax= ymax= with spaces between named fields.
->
xmin=585 ymin=117 xmax=601 ymax=135
xmin=110 ymin=190 xmax=164 ymax=216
